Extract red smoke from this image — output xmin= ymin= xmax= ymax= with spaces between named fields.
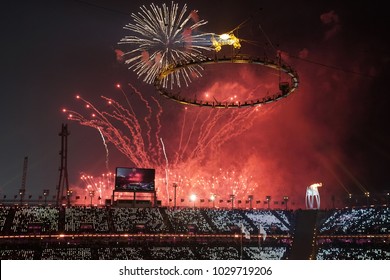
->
xmin=72 ymin=6 xmax=383 ymax=210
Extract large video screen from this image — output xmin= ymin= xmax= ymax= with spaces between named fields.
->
xmin=115 ymin=167 xmax=155 ymax=192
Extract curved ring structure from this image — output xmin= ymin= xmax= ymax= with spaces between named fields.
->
xmin=154 ymin=56 xmax=299 ymax=108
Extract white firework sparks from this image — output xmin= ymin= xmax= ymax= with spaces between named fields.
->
xmin=118 ymin=2 xmax=214 ymax=88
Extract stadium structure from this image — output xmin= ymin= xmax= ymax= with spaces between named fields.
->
xmin=1 ymin=131 xmax=389 ymax=260
xmin=0 ymin=193 xmax=389 ymax=260
xmin=1 ymin=3 xmax=388 ymax=261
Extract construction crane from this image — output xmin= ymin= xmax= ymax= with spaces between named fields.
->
xmin=19 ymin=156 xmax=28 ymax=204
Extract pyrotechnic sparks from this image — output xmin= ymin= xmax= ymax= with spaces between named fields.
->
xmin=64 ymin=85 xmax=164 ymax=168
xmin=63 ymin=83 xmax=268 ymax=205
xmin=97 ymin=127 xmax=110 ymax=171
xmin=118 ymin=2 xmax=214 ymax=88
xmin=160 ymin=137 xmax=170 ymax=203
xmin=80 ymin=172 xmax=115 ymax=205
xmin=166 ymin=168 xmax=259 ymax=206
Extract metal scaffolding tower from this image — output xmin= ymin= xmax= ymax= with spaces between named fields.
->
xmin=56 ymin=123 xmax=70 ymax=206
xmin=19 ymin=156 xmax=28 ymax=204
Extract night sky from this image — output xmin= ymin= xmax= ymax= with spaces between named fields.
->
xmin=1 ymin=0 xmax=389 ymax=208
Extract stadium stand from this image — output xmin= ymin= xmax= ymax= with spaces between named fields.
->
xmin=0 ymin=205 xmax=388 ymax=260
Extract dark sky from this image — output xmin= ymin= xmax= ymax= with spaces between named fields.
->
xmin=0 ymin=0 xmax=389 ymax=208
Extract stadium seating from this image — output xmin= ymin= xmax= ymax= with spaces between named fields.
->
xmin=0 ymin=205 xmax=388 ymax=260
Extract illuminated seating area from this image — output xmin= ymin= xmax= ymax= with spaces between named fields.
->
xmin=204 ymin=209 xmax=252 ymax=233
xmin=97 ymin=247 xmax=145 ymax=260
xmin=149 ymin=246 xmax=196 ymax=259
xmin=11 ymin=206 xmax=59 ymax=233
xmin=316 ymin=246 xmax=390 ymax=260
xmin=65 ymin=206 xmax=109 ymax=232
xmin=197 ymin=246 xmax=239 ymax=260
xmin=0 ymin=206 xmax=388 ymax=260
xmin=243 ymin=246 xmax=288 ymax=260
xmin=0 ymin=249 xmax=35 ymax=260
xmin=111 ymin=207 xmax=168 ymax=233
xmin=41 ymin=247 xmax=92 ymax=260
xmin=0 ymin=206 xmax=10 ymax=232
xmin=318 ymin=207 xmax=390 ymax=234
xmin=244 ymin=210 xmax=292 ymax=233
xmin=165 ymin=208 xmax=212 ymax=233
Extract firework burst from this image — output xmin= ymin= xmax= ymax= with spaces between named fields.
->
xmin=79 ymin=172 xmax=115 ymax=205
xmin=63 ymin=84 xmax=270 ymax=205
xmin=118 ymin=2 xmax=214 ymax=88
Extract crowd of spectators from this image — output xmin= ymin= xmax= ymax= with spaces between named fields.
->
xmin=318 ymin=207 xmax=390 ymax=234
xmin=0 ymin=206 xmax=10 ymax=232
xmin=97 ymin=247 xmax=144 ymax=260
xmin=245 ymin=210 xmax=292 ymax=234
xmin=0 ymin=205 xmax=387 ymax=260
xmin=0 ymin=206 xmax=296 ymax=235
xmin=316 ymin=246 xmax=390 ymax=260
xmin=197 ymin=246 xmax=240 ymax=259
xmin=149 ymin=246 xmax=196 ymax=259
xmin=0 ymin=245 xmax=291 ymax=260
xmin=165 ymin=208 xmax=212 ymax=233
xmin=0 ymin=249 xmax=35 ymax=260
xmin=11 ymin=206 xmax=59 ymax=233
xmin=111 ymin=207 xmax=167 ymax=233
xmin=243 ymin=246 xmax=288 ymax=260
xmin=41 ymin=247 xmax=92 ymax=260
xmin=65 ymin=206 xmax=109 ymax=232
xmin=204 ymin=209 xmax=252 ymax=233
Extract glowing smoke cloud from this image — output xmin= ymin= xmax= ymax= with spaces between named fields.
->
xmin=63 ymin=84 xmax=265 ymax=204
xmin=118 ymin=2 xmax=214 ymax=88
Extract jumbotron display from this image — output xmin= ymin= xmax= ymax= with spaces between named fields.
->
xmin=115 ymin=167 xmax=155 ymax=192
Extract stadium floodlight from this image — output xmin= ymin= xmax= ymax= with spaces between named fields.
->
xmin=266 ymin=196 xmax=271 ymax=209
xmin=190 ymin=194 xmax=197 ymax=208
xmin=66 ymin=189 xmax=73 ymax=208
xmin=210 ymin=194 xmax=216 ymax=208
xmin=365 ymin=192 xmax=370 ymax=206
xmin=89 ymin=190 xmax=95 ymax=207
xmin=248 ymin=195 xmax=254 ymax=209
xmin=173 ymin=183 xmax=178 ymax=209
xmin=43 ymin=189 xmax=50 ymax=205
xmin=230 ymin=194 xmax=235 ymax=209
xmin=283 ymin=196 xmax=289 ymax=210
xmin=18 ymin=189 xmax=26 ymax=206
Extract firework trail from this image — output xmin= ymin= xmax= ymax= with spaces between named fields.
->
xmin=80 ymin=173 xmax=115 ymax=205
xmin=97 ymin=127 xmax=110 ymax=171
xmin=64 ymin=87 xmax=164 ymax=168
xmin=64 ymin=84 xmax=269 ymax=205
xmin=160 ymin=137 xmax=170 ymax=203
xmin=176 ymin=106 xmax=188 ymax=163
xmin=118 ymin=2 xmax=214 ymax=88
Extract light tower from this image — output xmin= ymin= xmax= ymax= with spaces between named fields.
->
xmin=173 ymin=183 xmax=178 ymax=209
xmin=266 ymin=196 xmax=271 ymax=209
xmin=230 ymin=194 xmax=235 ymax=209
xmin=283 ymin=196 xmax=289 ymax=210
xmin=248 ymin=195 xmax=254 ymax=209
xmin=43 ymin=189 xmax=49 ymax=205
xmin=19 ymin=156 xmax=28 ymax=205
xmin=56 ymin=123 xmax=70 ymax=207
